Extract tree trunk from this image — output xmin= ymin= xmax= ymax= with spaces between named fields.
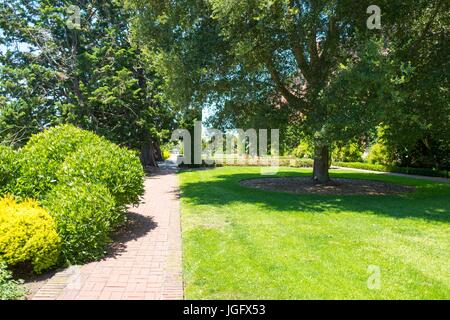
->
xmin=140 ymin=140 xmax=158 ymax=168
xmin=312 ymin=145 xmax=330 ymax=183
xmin=153 ymin=140 xmax=163 ymax=161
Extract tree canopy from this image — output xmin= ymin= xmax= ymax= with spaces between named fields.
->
xmin=0 ymin=1 xmax=174 ymax=165
xmin=1 ymin=1 xmax=448 ymax=174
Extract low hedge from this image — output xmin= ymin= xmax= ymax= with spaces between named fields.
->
xmin=43 ymin=182 xmax=119 ymax=264
xmin=214 ymin=156 xmax=314 ymax=168
xmin=0 ymin=196 xmax=61 ymax=273
xmin=333 ymin=162 xmax=448 ymax=178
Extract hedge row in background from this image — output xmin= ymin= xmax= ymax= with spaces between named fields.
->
xmin=333 ymin=162 xmax=448 ymax=178
xmin=213 ymin=155 xmax=446 ymax=178
xmin=215 ymin=156 xmax=314 ymax=168
xmin=0 ymin=125 xmax=145 ymax=270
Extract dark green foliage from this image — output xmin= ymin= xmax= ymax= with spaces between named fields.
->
xmin=379 ymin=0 xmax=449 ymax=170
xmin=0 ymin=1 xmax=173 ymax=159
xmin=43 ymin=182 xmax=119 ymax=264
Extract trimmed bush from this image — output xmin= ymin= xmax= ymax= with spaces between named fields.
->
xmin=0 ymin=125 xmax=145 ymax=267
xmin=0 ymin=261 xmax=26 ymax=300
xmin=43 ymin=182 xmax=119 ymax=264
xmin=14 ymin=124 xmax=102 ymax=198
xmin=161 ymin=143 xmax=172 ymax=161
xmin=57 ymin=140 xmax=144 ymax=208
xmin=0 ymin=196 xmax=60 ymax=273
xmin=0 ymin=146 xmax=19 ymax=195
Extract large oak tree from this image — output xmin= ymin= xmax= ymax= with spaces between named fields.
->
xmin=131 ymin=0 xmax=449 ymax=177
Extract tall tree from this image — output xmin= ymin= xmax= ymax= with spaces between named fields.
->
xmin=130 ymin=0 xmax=448 ymax=180
xmin=0 ymin=0 xmax=173 ymax=166
xmin=379 ymin=0 xmax=449 ymax=169
xmin=127 ymin=0 xmax=229 ymax=165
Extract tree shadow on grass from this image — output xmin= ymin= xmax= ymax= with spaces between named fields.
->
xmin=179 ymin=170 xmax=450 ymax=223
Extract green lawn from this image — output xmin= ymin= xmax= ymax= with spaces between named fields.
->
xmin=179 ymin=167 xmax=450 ymax=299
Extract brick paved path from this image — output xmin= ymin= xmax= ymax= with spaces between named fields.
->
xmin=32 ymin=168 xmax=183 ymax=300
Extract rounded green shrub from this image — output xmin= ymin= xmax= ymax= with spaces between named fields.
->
xmin=0 ymin=146 xmax=19 ymax=195
xmin=57 ymin=140 xmax=144 ymax=208
xmin=14 ymin=124 xmax=102 ymax=198
xmin=43 ymin=182 xmax=120 ymax=264
xmin=0 ymin=196 xmax=61 ymax=273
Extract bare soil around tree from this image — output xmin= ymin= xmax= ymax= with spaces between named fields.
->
xmin=240 ymin=177 xmax=415 ymax=196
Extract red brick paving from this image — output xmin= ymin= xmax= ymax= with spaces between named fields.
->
xmin=32 ymin=169 xmax=183 ymax=300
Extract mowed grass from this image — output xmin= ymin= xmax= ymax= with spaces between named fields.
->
xmin=179 ymin=167 xmax=450 ymax=299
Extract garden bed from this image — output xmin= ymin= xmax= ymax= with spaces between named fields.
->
xmin=240 ymin=177 xmax=415 ymax=195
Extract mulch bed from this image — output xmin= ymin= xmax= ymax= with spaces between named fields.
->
xmin=240 ymin=177 xmax=415 ymax=196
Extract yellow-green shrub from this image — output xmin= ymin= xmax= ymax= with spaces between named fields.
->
xmin=367 ymin=142 xmax=390 ymax=165
xmin=0 ymin=196 xmax=60 ymax=273
xmin=293 ymin=140 xmax=313 ymax=159
xmin=332 ymin=142 xmax=363 ymax=162
xmin=162 ymin=149 xmax=171 ymax=160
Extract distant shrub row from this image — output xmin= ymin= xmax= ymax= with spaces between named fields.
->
xmin=0 ymin=125 xmax=144 ymax=273
xmin=213 ymin=154 xmax=446 ymax=178
xmin=215 ymin=156 xmax=314 ymax=168
xmin=332 ymin=162 xmax=448 ymax=178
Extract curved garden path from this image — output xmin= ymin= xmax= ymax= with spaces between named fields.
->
xmin=31 ymin=158 xmax=183 ymax=300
